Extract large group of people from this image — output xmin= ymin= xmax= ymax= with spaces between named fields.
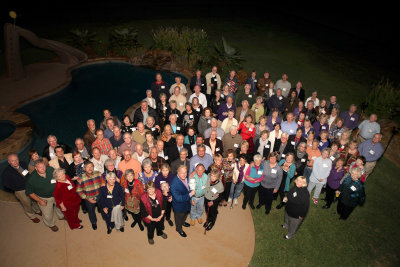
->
xmin=2 ymin=67 xmax=384 ymax=242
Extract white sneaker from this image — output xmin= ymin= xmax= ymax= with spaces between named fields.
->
xmin=227 ymin=198 xmax=232 ymax=203
xmin=233 ymin=199 xmax=238 ymax=205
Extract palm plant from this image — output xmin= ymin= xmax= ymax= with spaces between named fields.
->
xmin=110 ymin=27 xmax=142 ymax=53
xmin=211 ymin=36 xmax=244 ymax=74
xmin=69 ymin=29 xmax=97 ymax=50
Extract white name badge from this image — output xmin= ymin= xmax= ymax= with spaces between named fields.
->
xmin=156 ymin=199 xmax=159 ymax=205
xmin=350 ymin=185 xmax=356 ymax=191
xmin=217 ymin=137 xmax=222 ymax=140
xmin=369 ymin=150 xmax=374 ymax=155
xmin=125 ymin=188 xmax=130 ymax=193
xmin=190 ymin=115 xmax=194 ymax=119
xmin=234 ymin=144 xmax=239 ymax=148
xmin=221 ymin=170 xmax=224 ymax=173
xmin=176 ymin=115 xmax=179 ymax=117
xmin=282 ymin=154 xmax=286 ymax=158
xmin=319 ymin=142 xmax=323 ymax=146
xmin=323 ymin=163 xmax=328 ymax=167
xmin=248 ymin=95 xmax=252 ymax=98
xmin=163 ymin=107 xmax=167 ymax=110
xmin=254 ymin=80 xmax=257 ymax=82
xmin=231 ymin=164 xmax=235 ymax=168
xmin=151 ymin=127 xmax=156 ymax=131
xmin=265 ymin=145 xmax=270 ymax=148
xmin=201 ymin=84 xmax=204 ymax=86
xmin=249 ymin=128 xmax=253 ymax=131
xmin=293 ymin=192 xmax=297 ymax=197
xmin=330 ymin=156 xmax=335 ymax=161
xmin=207 ymin=120 xmax=211 ymax=124
xmin=179 ymin=103 xmax=184 ymax=106
xmin=301 ymin=158 xmax=306 ymax=162
xmin=161 ymin=86 xmax=165 ymax=89
xmin=350 ymin=117 xmax=355 ymax=121
xmin=322 ymin=126 xmax=326 ymax=129
xmin=67 ymin=185 xmax=73 ymax=190
xmin=165 ymin=156 xmax=169 ymax=160
xmin=298 ymin=121 xmax=302 ymax=125
xmin=211 ymin=187 xmax=218 ymax=194
xmin=271 ymin=169 xmax=277 ymax=174
xmin=279 ymin=96 xmax=283 ymax=100
xmin=216 ymin=148 xmax=220 ymax=151
xmin=337 ymin=133 xmax=342 ymax=136
xmin=341 ymin=145 xmax=345 ymax=149
xmin=177 ymin=127 xmax=181 ymax=130
xmin=160 ymin=181 xmax=166 ymax=184
xmin=290 ymin=129 xmax=294 ymax=133
xmin=282 ymin=88 xmax=287 ymax=91
xmin=369 ymin=129 xmax=373 ymax=133
xmin=107 ymin=195 xmax=113 ymax=198
xmin=132 ymin=127 xmax=137 ymax=132
xmin=291 ymin=141 xmax=295 ymax=145
xmin=51 ymin=179 xmax=56 ymax=184
xmin=255 ymin=108 xmax=258 ymax=112
xmin=202 ymin=185 xmax=206 ymax=189
xmin=217 ymin=102 xmax=220 ymax=105
xmin=265 ymin=84 xmax=268 ymax=87
xmin=196 ymin=108 xmax=200 ymax=112
xmin=258 ymin=171 xmax=262 ymax=175
xmin=22 ymin=169 xmax=29 ymax=176
xmin=195 ymin=163 xmax=199 ymax=167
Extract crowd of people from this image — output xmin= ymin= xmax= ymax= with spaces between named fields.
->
xmin=2 ymin=67 xmax=384 ymax=243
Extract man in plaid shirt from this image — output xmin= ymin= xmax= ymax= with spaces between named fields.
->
xmin=76 ymin=161 xmax=102 ymax=230
xmin=91 ymin=129 xmax=113 ymax=155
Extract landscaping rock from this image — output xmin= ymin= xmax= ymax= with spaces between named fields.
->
xmin=378 ymin=119 xmax=400 ymax=168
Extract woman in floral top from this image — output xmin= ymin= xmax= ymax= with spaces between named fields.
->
xmin=224 ymin=70 xmax=239 ymax=93
xmin=238 ymin=114 xmax=256 ymax=154
xmin=222 ymin=150 xmax=236 ymax=206
xmin=121 ymin=169 xmax=144 ymax=231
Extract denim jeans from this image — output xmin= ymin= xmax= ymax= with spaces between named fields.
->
xmin=303 ymin=167 xmax=312 ymax=184
xmin=85 ymin=199 xmax=98 ymax=224
xmin=229 ymin=182 xmax=244 ymax=199
xmin=190 ymin=196 xmax=205 ymax=220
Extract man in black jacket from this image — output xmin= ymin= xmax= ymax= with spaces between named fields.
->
xmin=165 ymin=134 xmax=192 ymax=164
xmin=273 ymin=133 xmax=295 ymax=161
xmin=132 ymin=101 xmax=159 ymax=127
xmin=42 ymin=135 xmax=71 ymax=161
xmin=288 ymin=128 xmax=307 ymax=151
xmin=1 ymin=154 xmax=41 ymax=223
xmin=289 ymin=81 xmax=305 ymax=102
xmin=150 ymin=73 xmax=169 ymax=101
xmin=190 ymin=70 xmax=207 ymax=95
xmin=170 ymin=148 xmax=190 ymax=175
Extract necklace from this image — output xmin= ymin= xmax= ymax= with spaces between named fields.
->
xmin=128 ymin=180 xmax=134 ymax=186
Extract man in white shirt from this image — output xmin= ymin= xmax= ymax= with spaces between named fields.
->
xmin=90 ymin=147 xmax=109 ymax=174
xmin=169 ymin=76 xmax=187 ymax=95
xmin=132 ymin=143 xmax=148 ymax=164
xmin=205 ymin=66 xmax=222 ymax=100
xmin=189 ymin=85 xmax=207 ymax=107
xmin=274 ymin=73 xmax=292 ymax=98
xmin=169 ymin=86 xmax=187 ymax=113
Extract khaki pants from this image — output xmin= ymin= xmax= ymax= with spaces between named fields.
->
xmin=14 ymin=190 xmax=40 ymax=219
xmin=38 ymin=197 xmax=64 ymax=227
xmin=365 ymin=161 xmax=377 ymax=177
xmin=356 ymin=135 xmax=366 ymax=145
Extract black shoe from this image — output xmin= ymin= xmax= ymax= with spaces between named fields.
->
xmin=242 ymin=204 xmax=246 ymax=210
xmin=183 ymin=222 xmax=190 ymax=227
xmin=79 ymin=220 xmax=82 ymax=223
xmin=256 ymin=204 xmax=262 ymax=209
xmin=107 ymin=228 xmax=112 ymax=234
xmin=78 ymin=225 xmax=84 ymax=229
xmin=167 ymin=220 xmax=174 ymax=227
xmin=203 ymin=220 xmax=211 ymax=228
xmin=139 ymin=223 xmax=144 ymax=231
xmin=206 ymin=221 xmax=215 ymax=231
xmin=322 ymin=205 xmax=330 ymax=209
xmin=123 ymin=214 xmax=128 ymax=221
xmin=161 ymin=233 xmax=168 ymax=239
xmin=177 ymin=230 xmax=187 ymax=237
xmin=92 ymin=224 xmax=97 ymax=230
xmin=249 ymin=204 xmax=255 ymax=210
xmin=265 ymin=210 xmax=270 ymax=215
xmin=119 ymin=227 xmax=124 ymax=232
xmin=82 ymin=210 xmax=87 ymax=214
xmin=148 ymin=238 xmax=154 ymax=245
xmin=131 ymin=222 xmax=137 ymax=228
xmin=276 ymin=203 xmax=285 ymax=209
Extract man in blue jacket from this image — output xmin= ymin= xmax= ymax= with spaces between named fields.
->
xmin=170 ymin=165 xmax=195 ymax=237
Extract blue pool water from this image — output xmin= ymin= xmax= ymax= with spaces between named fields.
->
xmin=17 ymin=62 xmax=187 ymax=149
xmin=0 ymin=121 xmax=16 ymax=142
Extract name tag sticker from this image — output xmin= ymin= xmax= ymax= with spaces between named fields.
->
xmin=201 ymin=84 xmax=204 ymax=86
xmin=293 ymin=192 xmax=297 ymax=197
xmin=323 ymin=164 xmax=328 ymax=167
xmin=271 ymin=169 xmax=277 ymax=174
xmin=350 ymin=117 xmax=355 ymax=121
xmin=369 ymin=150 xmax=374 ymax=155
xmin=161 ymin=86 xmax=165 ymax=89
xmin=282 ymin=154 xmax=286 ymax=158
xmin=160 ymin=181 xmax=166 ymax=184
xmin=350 ymin=185 xmax=356 ymax=191
xmin=258 ymin=171 xmax=262 ymax=175
xmin=369 ymin=129 xmax=373 ymax=133
xmin=177 ymin=127 xmax=181 ymax=130
xmin=217 ymin=137 xmax=222 ymax=140
xmin=254 ymin=79 xmax=257 ymax=82
xmin=231 ymin=164 xmax=235 ymax=168
xmin=190 ymin=115 xmax=194 ymax=119
xmin=107 ymin=195 xmax=113 ymax=199
xmin=322 ymin=126 xmax=326 ymax=129
xmin=151 ymin=127 xmax=156 ymax=131
xmin=319 ymin=142 xmax=323 ymax=146
xmin=312 ymin=156 xmax=316 ymax=160
xmin=211 ymin=187 xmax=218 ymax=194
xmin=51 ymin=179 xmax=56 ymax=184
xmin=283 ymin=88 xmax=287 ymax=91
xmin=249 ymin=128 xmax=253 ymax=132
xmin=216 ymin=148 xmax=220 ymax=151
xmin=196 ymin=108 xmax=200 ymax=112
xmin=279 ymin=96 xmax=283 ymax=100
xmin=165 ymin=156 xmax=169 ymax=160
xmin=290 ymin=129 xmax=294 ymax=133
xmin=22 ymin=169 xmax=29 ymax=176
xmin=125 ymin=188 xmax=130 ymax=193
xmin=163 ymin=107 xmax=167 ymax=110
xmin=265 ymin=145 xmax=270 ymax=148
xmin=301 ymin=158 xmax=306 ymax=162
xmin=248 ymin=95 xmax=252 ymax=98
xmin=179 ymin=103 xmax=184 ymax=106
xmin=67 ymin=185 xmax=73 ymax=190
xmin=217 ymin=102 xmax=220 ymax=105
xmin=291 ymin=141 xmax=295 ymax=145
xmin=330 ymin=156 xmax=335 ymax=161
xmin=207 ymin=120 xmax=211 ymax=123
xmin=234 ymin=144 xmax=239 ymax=148
xmin=202 ymin=185 xmax=206 ymax=189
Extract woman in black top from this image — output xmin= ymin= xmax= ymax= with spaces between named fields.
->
xmin=294 ymin=142 xmax=308 ymax=177
xmin=140 ymin=181 xmax=167 ymax=245
xmin=283 ymin=176 xmax=310 ymax=239
xmin=182 ymin=102 xmax=198 ymax=132
xmin=121 ymin=115 xmax=136 ymax=134
xmin=156 ymin=93 xmax=169 ymax=130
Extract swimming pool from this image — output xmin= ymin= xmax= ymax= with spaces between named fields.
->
xmin=0 ymin=121 xmax=16 ymax=142
xmin=16 ymin=61 xmax=187 ymax=150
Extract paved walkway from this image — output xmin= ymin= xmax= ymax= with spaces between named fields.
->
xmin=0 ymin=196 xmax=254 ymax=267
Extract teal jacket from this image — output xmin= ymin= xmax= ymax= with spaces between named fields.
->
xmin=279 ymin=159 xmax=296 ymax=192
xmin=339 ymin=176 xmax=366 ymax=207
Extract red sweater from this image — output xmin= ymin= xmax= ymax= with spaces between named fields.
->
xmin=53 ymin=175 xmax=81 ymax=209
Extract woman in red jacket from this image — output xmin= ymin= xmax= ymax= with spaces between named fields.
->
xmin=238 ymin=114 xmax=256 ymax=154
xmin=53 ymin=168 xmax=82 ymax=230
xmin=140 ymin=181 xmax=167 ymax=245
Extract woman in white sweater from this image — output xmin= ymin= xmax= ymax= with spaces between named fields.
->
xmin=307 ymin=147 xmax=332 ymax=204
xmin=268 ymin=123 xmax=282 ymax=153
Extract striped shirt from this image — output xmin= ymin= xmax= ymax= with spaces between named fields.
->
xmin=76 ymin=171 xmax=102 ymax=199
xmin=91 ymin=138 xmax=113 ymax=155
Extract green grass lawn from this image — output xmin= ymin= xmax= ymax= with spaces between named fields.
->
xmin=250 ymin=157 xmax=400 ymax=266
xmin=2 ymin=16 xmax=399 ymax=266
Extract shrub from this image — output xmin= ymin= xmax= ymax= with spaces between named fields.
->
xmin=110 ymin=27 xmax=142 ymax=56
xmin=68 ymin=29 xmax=97 ymax=51
xmin=210 ymin=36 xmax=245 ymax=76
xmin=152 ymin=27 xmax=209 ymax=68
xmin=364 ymin=79 xmax=400 ymax=119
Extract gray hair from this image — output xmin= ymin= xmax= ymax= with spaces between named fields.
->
xmin=86 ymin=119 xmax=95 ymax=126
xmin=242 ymin=100 xmax=249 ymax=105
xmin=146 ymin=89 xmax=152 ymax=94
xmin=281 ymin=132 xmax=289 ymax=138
xmin=47 ymin=134 xmax=57 ymax=142
xmin=350 ymin=167 xmax=362 ymax=178
xmin=106 ymin=172 xmax=117 ymax=181
xmin=104 ymin=158 xmax=115 ymax=167
xmin=34 ymin=159 xmax=46 ymax=167
xmin=253 ymin=154 xmax=263 ymax=162
xmin=53 ymin=168 xmax=65 ymax=179
xmin=321 ymin=147 xmax=331 ymax=154
xmin=124 ymin=169 xmax=135 ymax=178
xmin=256 ymin=96 xmax=263 ymax=102
xmin=169 ymin=114 xmax=177 ymax=120
xmin=180 ymin=148 xmax=188 ymax=155
xmin=142 ymin=158 xmax=152 ymax=168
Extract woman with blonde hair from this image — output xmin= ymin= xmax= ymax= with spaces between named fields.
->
xmin=283 ymin=176 xmax=310 ymax=239
xmin=252 ymin=96 xmax=265 ymax=123
xmin=160 ymin=124 xmax=176 ymax=147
